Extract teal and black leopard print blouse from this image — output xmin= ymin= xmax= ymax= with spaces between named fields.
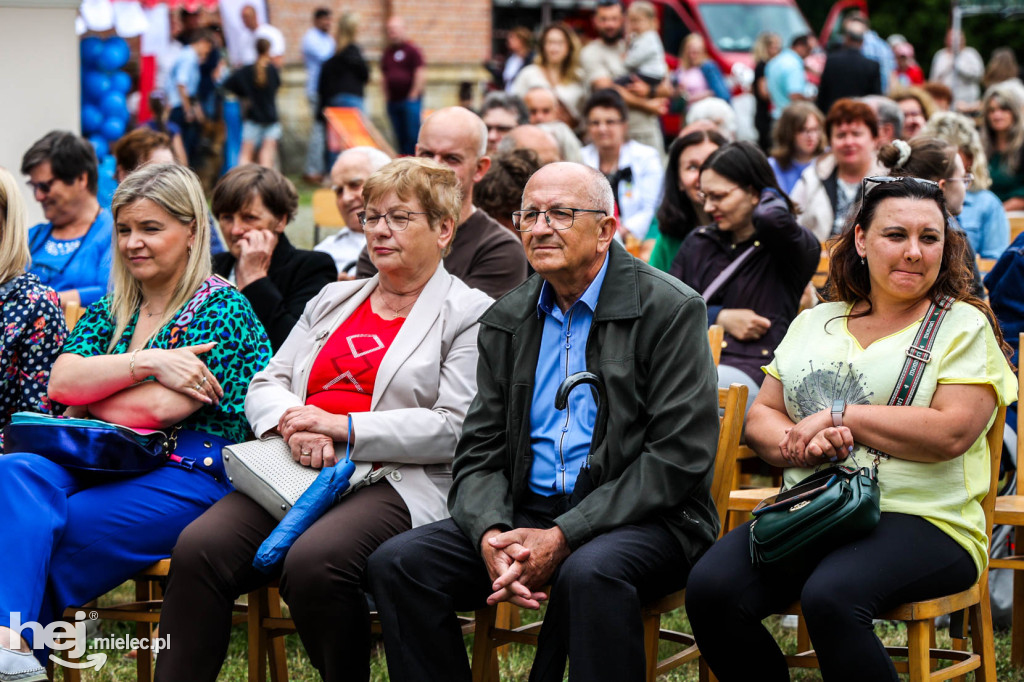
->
xmin=62 ymin=277 xmax=272 ymax=443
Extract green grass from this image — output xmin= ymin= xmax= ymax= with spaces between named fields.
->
xmin=70 ymin=584 xmax=1024 ymax=681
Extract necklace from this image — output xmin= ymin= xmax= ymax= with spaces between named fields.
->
xmin=377 ymin=290 xmax=416 ymax=318
xmin=141 ymin=301 xmax=165 ymax=318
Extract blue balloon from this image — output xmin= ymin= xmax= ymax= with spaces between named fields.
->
xmin=110 ymin=70 xmax=132 ymax=94
xmin=81 ymin=104 xmax=104 ymax=136
xmin=88 ymin=136 xmax=109 ymax=159
xmin=80 ymin=37 xmax=104 ymax=68
xmin=97 ymin=37 xmax=130 ymax=72
xmin=100 ymin=92 xmax=128 ymax=120
xmin=99 ymin=116 xmax=126 ymax=142
xmin=83 ymin=70 xmax=112 ymax=103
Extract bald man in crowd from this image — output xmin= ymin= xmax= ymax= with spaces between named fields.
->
xmin=524 ymin=87 xmax=560 ymax=124
xmin=315 ymin=146 xmax=391 ymax=279
xmin=498 ymin=125 xmax=562 ymax=166
xmin=356 ymin=107 xmax=528 ymax=298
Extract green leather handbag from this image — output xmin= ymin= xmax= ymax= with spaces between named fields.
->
xmin=748 ymin=464 xmax=880 ymax=567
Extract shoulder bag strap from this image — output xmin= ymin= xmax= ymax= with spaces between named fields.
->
xmin=701 ymin=243 xmax=757 ymax=302
xmin=868 ymin=295 xmax=954 ymax=463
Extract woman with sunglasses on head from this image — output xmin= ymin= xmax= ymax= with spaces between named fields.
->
xmin=686 ymin=175 xmax=1016 ymax=681
xmin=669 ymin=141 xmax=819 ymax=406
xmin=155 ymin=158 xmax=492 ymax=682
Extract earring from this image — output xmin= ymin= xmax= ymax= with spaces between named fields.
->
xmin=187 ymin=245 xmax=193 ymax=256
xmin=860 ymin=256 xmax=866 ymax=265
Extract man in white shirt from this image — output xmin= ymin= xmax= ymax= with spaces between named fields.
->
xmin=930 ymin=28 xmax=985 ymax=114
xmin=579 ymin=0 xmax=667 ymax=152
xmin=315 ymin=147 xmax=391 ymax=279
xmin=237 ymin=4 xmax=285 ymax=67
xmin=580 ymin=89 xmax=662 ymax=241
xmin=302 ymin=7 xmax=336 ymax=183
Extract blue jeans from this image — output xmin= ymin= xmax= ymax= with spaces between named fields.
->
xmin=222 ymin=98 xmax=243 ymax=174
xmin=386 ymin=98 xmax=422 ymax=156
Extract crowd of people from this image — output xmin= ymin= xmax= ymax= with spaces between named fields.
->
xmin=1 ymin=3 xmax=1024 ymax=681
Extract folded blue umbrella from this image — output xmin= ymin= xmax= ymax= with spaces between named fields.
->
xmin=253 ymin=417 xmax=356 ymax=573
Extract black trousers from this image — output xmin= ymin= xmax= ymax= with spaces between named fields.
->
xmin=685 ymin=513 xmax=977 ymax=682
xmin=154 ymin=483 xmax=411 ymax=682
xmin=367 ymin=492 xmax=692 ymax=682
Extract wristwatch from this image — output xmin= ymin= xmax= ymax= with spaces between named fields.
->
xmin=831 ymin=398 xmax=846 ymax=427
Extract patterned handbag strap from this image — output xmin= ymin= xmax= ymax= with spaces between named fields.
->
xmin=868 ymin=295 xmax=954 ymax=464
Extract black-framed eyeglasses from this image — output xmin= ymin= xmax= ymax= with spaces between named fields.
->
xmin=511 ymin=208 xmax=607 ymax=232
xmin=358 ymin=209 xmax=430 ymax=231
xmin=26 ymin=178 xmax=56 ymax=195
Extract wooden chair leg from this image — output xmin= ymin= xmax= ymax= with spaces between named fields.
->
xmin=642 ymin=611 xmax=659 ymax=681
xmin=699 ymin=657 xmax=715 ymax=682
xmin=796 ymin=615 xmax=810 ymax=653
xmin=135 ymin=579 xmax=154 ymax=682
xmin=471 ymin=606 xmax=499 ymax=682
xmin=266 ymin=587 xmax=289 ymax=682
xmin=906 ymin=620 xmax=931 ymax=682
xmin=969 ymin=585 xmax=997 ymax=682
xmin=1014 ymin=567 xmax=1024 ymax=669
xmin=248 ymin=586 xmax=269 ymax=682
xmin=494 ymin=602 xmax=517 ymax=660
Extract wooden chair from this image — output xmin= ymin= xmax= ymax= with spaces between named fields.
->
xmin=63 ymin=302 xmax=86 ymax=330
xmin=311 ymin=188 xmax=346 ymax=245
xmin=469 ymin=382 xmax=749 ymax=682
xmin=58 ymin=560 xmax=249 ymax=682
xmin=811 ymin=254 xmax=830 ymax=289
xmin=977 ymin=255 xmax=999 ymax=276
xmin=1009 ymin=212 xmax=1024 ymax=244
xmin=708 ymin=324 xmax=723 ymax=366
xmin=774 ymin=406 xmax=1007 ymax=681
xmin=989 ymin=332 xmax=1024 ymax=668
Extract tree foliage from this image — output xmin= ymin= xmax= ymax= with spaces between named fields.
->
xmin=796 ymin=0 xmax=1024 ymax=80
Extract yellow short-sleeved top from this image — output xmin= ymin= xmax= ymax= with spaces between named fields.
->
xmin=765 ymin=300 xmax=1017 ymax=576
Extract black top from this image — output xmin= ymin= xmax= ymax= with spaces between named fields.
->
xmin=212 ymin=234 xmax=337 ymax=351
xmin=223 ymin=62 xmax=280 ymax=124
xmin=318 ymin=45 xmax=370 ymax=117
xmin=816 ymin=47 xmax=882 ymax=116
xmin=669 ymin=191 xmax=819 ymax=384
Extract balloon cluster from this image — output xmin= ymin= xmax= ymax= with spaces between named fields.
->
xmin=80 ymin=36 xmax=132 ymax=159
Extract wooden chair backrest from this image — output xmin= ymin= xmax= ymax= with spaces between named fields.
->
xmin=708 ymin=325 xmax=724 ymax=367
xmin=1009 ymin=213 xmax=1024 ymax=244
xmin=312 ymin=188 xmax=345 ymax=230
xmin=982 ymin=405 xmax=1008 ymax=553
xmin=811 ymin=255 xmax=830 ymax=289
xmin=977 ymin=255 xmax=998 ymax=275
xmin=64 ymin=302 xmax=86 ymax=330
xmin=711 ymin=383 xmax=749 ymax=537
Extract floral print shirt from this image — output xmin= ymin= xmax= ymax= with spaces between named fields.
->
xmin=0 ymin=273 xmax=67 ymax=451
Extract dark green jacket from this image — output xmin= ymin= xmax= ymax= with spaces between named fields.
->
xmin=449 ymin=242 xmax=721 ymax=565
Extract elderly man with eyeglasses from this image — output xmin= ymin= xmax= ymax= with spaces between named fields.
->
xmin=368 ymin=161 xmax=720 ymax=682
xmin=21 ymin=131 xmax=112 ymax=309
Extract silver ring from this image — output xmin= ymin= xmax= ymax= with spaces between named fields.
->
xmin=200 ymin=376 xmax=208 ymax=385
xmin=301 ymin=450 xmax=312 ymax=456
xmin=193 ymin=383 xmax=201 ymax=391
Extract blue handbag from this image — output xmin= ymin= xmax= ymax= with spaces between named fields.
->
xmin=252 ymin=417 xmax=397 ymax=573
xmin=2 ymin=412 xmax=177 ymax=476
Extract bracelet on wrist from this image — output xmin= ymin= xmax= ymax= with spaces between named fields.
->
xmin=129 ymin=348 xmax=142 ymax=384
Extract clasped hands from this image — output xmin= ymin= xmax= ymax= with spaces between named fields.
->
xmin=779 ymin=409 xmax=854 ymax=467
xmin=480 ymin=526 xmax=570 ymax=610
xmin=276 ymin=405 xmax=349 ymax=469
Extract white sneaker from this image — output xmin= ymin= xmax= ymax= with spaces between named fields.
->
xmin=0 ymin=647 xmax=46 ymax=682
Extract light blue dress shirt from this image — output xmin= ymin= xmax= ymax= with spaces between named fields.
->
xmin=528 ymin=254 xmax=609 ymax=496
xmin=959 ymin=189 xmax=1010 ymax=259
xmin=168 ymin=46 xmax=200 ymax=109
xmin=302 ymin=27 xmax=336 ymax=99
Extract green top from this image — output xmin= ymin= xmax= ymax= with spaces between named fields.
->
xmin=988 ymin=151 xmax=1024 ymax=201
xmin=63 ymin=278 xmax=272 ymax=443
xmin=766 ymin=301 xmax=1017 ymax=577
xmin=648 ymin=233 xmax=683 ymax=272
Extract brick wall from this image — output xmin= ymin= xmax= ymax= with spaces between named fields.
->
xmin=266 ymin=0 xmax=491 ymax=67
xmin=265 ymin=0 xmax=493 ymax=173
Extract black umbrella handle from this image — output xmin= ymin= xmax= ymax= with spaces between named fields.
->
xmin=555 ymin=372 xmax=608 ymax=448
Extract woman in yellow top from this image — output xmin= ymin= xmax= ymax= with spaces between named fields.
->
xmin=686 ymin=177 xmax=1016 ymax=681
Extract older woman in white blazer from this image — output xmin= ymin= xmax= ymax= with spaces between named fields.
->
xmin=155 ymin=158 xmax=493 ymax=682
